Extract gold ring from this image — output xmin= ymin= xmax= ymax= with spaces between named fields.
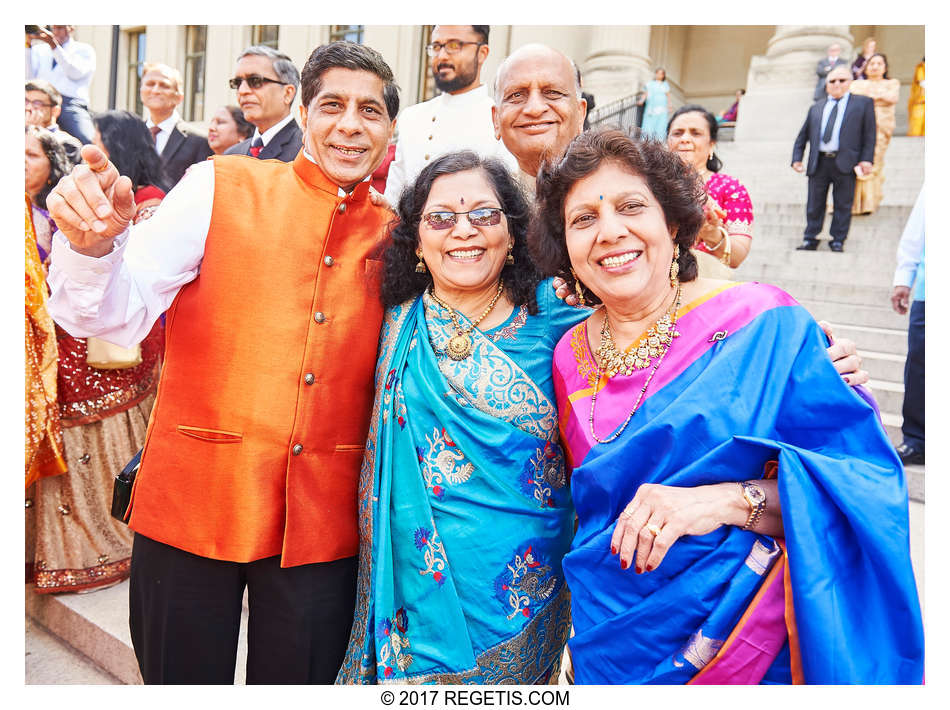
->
xmin=646 ymin=523 xmax=662 ymax=537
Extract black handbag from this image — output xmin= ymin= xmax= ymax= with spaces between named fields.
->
xmin=111 ymin=448 xmax=142 ymax=523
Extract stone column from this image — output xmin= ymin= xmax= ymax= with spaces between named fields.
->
xmin=581 ymin=26 xmax=653 ymax=108
xmin=735 ymin=25 xmax=853 ymax=141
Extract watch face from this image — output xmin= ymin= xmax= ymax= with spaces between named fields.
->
xmin=745 ymin=484 xmax=766 ymax=505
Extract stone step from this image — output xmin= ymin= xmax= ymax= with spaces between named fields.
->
xmin=739 ymin=275 xmax=892 ymax=308
xmin=867 ymin=378 xmax=904 ymax=415
xmin=25 ymin=581 xmax=250 ymax=684
xmin=828 ymin=323 xmax=908 ymax=356
xmin=796 ymin=298 xmax=908 ymax=331
xmin=26 ymin=616 xmax=121 ymax=684
xmin=860 ymin=350 xmax=907 ymax=382
xmin=737 ymin=259 xmax=898 ymax=288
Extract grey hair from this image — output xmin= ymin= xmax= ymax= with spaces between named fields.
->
xmin=238 ymin=45 xmax=301 ymax=97
xmin=492 ymin=44 xmax=583 ymax=104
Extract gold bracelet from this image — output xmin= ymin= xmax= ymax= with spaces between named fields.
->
xmin=718 ymin=227 xmax=732 ymax=266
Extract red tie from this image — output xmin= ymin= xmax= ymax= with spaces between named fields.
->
xmin=150 ymin=125 xmax=161 ymax=143
xmin=250 ymin=136 xmax=264 ymax=158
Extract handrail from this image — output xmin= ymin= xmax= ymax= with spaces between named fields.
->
xmin=587 ymin=92 xmax=643 ymax=132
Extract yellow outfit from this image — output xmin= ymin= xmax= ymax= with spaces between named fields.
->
xmin=850 ymin=78 xmax=900 ymax=214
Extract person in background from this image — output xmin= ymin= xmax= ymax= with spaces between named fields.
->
xmin=207 ymin=105 xmax=254 ymax=155
xmin=92 ymin=110 xmax=170 ymax=213
xmin=141 ymin=62 xmax=213 ymax=186
xmin=382 ymin=25 xmax=516 ymax=205
xmin=667 ymin=104 xmax=752 ymax=272
xmin=530 ymin=128 xmax=923 ymax=684
xmin=25 ymin=126 xmax=73 ymax=260
xmin=907 ymin=57 xmax=925 ymax=137
xmin=718 ymin=89 xmax=744 ymax=123
xmin=891 ymin=185 xmax=925 ymax=466
xmin=225 ymin=45 xmax=301 ymax=161
xmin=849 ymin=54 xmax=899 ymax=215
xmin=578 ymin=67 xmax=595 ymax=131
xmin=25 ymin=25 xmax=96 ymax=144
xmin=814 ymin=43 xmax=848 ymax=102
xmin=25 ymin=121 xmax=165 ymax=595
xmin=25 ymin=79 xmax=82 ymax=165
xmin=370 ymin=140 xmax=396 ymax=194
xmin=792 ymin=66 xmax=875 ymax=253
xmin=851 ymin=37 xmax=877 ymax=80
xmin=637 ymin=67 xmax=671 ymax=140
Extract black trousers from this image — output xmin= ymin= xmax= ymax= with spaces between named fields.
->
xmin=129 ymin=533 xmax=357 ymax=684
xmin=902 ymin=300 xmax=925 ymax=448
xmin=803 ymin=154 xmax=856 ymax=244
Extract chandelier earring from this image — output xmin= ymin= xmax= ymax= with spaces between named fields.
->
xmin=506 ymin=241 xmax=515 ymax=265
xmin=570 ymin=268 xmax=587 ymax=306
xmin=669 ymin=244 xmax=680 ymax=287
xmin=415 ymin=249 xmax=427 ymax=274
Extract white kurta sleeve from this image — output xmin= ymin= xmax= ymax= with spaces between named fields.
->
xmin=47 ymin=160 xmax=215 ymax=347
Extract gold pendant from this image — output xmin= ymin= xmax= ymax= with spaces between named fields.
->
xmin=446 ymin=334 xmax=473 ymax=360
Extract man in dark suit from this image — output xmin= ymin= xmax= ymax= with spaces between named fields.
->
xmin=225 ymin=46 xmax=302 ymax=162
xmin=813 ymin=43 xmax=849 ymax=101
xmin=792 ymin=66 xmax=875 ymax=253
xmin=141 ymin=63 xmax=213 ymax=186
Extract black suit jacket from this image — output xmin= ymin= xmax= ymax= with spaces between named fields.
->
xmin=791 ymin=94 xmax=876 ymax=176
xmin=224 ymin=118 xmax=302 ymax=162
xmin=162 ymin=121 xmax=213 ymax=186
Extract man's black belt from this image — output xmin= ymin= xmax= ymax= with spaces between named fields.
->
xmin=819 ymin=151 xmax=837 ymax=158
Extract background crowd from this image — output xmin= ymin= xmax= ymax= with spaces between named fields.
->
xmin=25 ymin=24 xmax=925 ymax=686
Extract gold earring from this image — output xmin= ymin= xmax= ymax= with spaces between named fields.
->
xmin=506 ymin=242 xmax=515 ymax=265
xmin=570 ymin=268 xmax=587 ymax=306
xmin=415 ymin=250 xmax=427 ymax=274
xmin=670 ymin=244 xmax=680 ymax=287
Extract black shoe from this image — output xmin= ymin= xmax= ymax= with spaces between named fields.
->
xmin=829 ymin=241 xmax=844 ymax=252
xmin=796 ymin=241 xmax=818 ymax=251
xmin=896 ymin=442 xmax=925 ymax=465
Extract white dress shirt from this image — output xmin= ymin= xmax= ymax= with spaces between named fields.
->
xmin=253 ymin=112 xmax=296 ymax=147
xmin=893 ymin=184 xmax=925 ymax=297
xmin=818 ymin=92 xmax=850 ymax=152
xmin=146 ymin=110 xmax=181 ymax=155
xmin=383 ymin=84 xmax=518 ymax=203
xmin=26 ymin=38 xmax=96 ymax=103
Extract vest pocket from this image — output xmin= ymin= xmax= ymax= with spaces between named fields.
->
xmin=176 ymin=425 xmax=244 ymax=443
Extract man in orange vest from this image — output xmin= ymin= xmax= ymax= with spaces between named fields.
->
xmin=45 ymin=41 xmax=397 ymax=684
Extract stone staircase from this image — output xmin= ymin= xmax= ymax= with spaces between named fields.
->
xmin=721 ymin=136 xmax=925 ymax=501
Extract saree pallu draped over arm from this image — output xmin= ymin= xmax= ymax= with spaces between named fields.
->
xmin=338 ymin=286 xmax=583 ymax=684
xmin=554 ymin=281 xmax=924 ymax=685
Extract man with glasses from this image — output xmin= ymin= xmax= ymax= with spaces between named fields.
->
xmin=25 ymin=78 xmax=82 ymax=165
xmin=225 ymin=45 xmax=302 ymax=161
xmin=383 ymin=25 xmax=516 ymax=203
xmin=25 ymin=25 xmax=96 ymax=145
xmin=140 ymin=62 xmax=212 ymax=185
xmin=792 ymin=65 xmax=875 ymax=252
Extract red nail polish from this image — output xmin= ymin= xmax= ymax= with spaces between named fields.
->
xmin=620 ymin=559 xmax=628 ymax=570
xmin=635 ymin=565 xmax=642 ymax=574
xmin=611 ymin=546 xmax=617 ymax=555
xmin=646 ymin=565 xmax=654 ymax=572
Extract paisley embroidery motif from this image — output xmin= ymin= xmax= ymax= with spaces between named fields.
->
xmin=417 ymin=427 xmax=474 ymax=499
xmin=377 ymin=607 xmax=414 ymax=678
xmin=672 ymin=628 xmax=724 ymax=670
xmin=414 ymin=525 xmax=448 ymax=585
xmin=494 ymin=544 xmax=559 ymax=620
xmin=569 ymin=323 xmax=599 ymax=387
xmin=744 ymin=538 xmax=781 ymax=576
xmin=487 ymin=305 xmax=528 ymax=342
xmin=519 ymin=441 xmax=567 ymax=508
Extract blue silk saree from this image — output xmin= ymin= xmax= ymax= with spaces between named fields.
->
xmin=337 ymin=282 xmax=586 ymax=683
xmin=553 ymin=281 xmax=924 ymax=684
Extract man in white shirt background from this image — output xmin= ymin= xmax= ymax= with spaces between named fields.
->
xmin=141 ymin=62 xmax=213 ymax=187
xmin=224 ymin=46 xmax=302 ymax=162
xmin=383 ymin=25 xmax=517 ymax=204
xmin=26 ymin=25 xmax=96 ymax=145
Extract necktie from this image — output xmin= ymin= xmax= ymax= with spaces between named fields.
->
xmin=822 ymin=99 xmax=839 ymax=144
xmin=150 ymin=125 xmax=162 ymax=145
xmin=250 ymin=137 xmax=264 ymax=158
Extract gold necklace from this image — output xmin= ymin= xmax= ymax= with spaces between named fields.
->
xmin=594 ymin=284 xmax=682 ymax=377
xmin=429 ymin=280 xmax=505 ymax=360
xmin=589 ymin=284 xmax=682 ymax=444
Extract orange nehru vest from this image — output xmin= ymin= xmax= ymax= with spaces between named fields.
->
xmin=128 ymin=152 xmax=391 ymax=567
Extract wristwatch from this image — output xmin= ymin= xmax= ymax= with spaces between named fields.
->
xmin=738 ymin=481 xmax=767 ymax=531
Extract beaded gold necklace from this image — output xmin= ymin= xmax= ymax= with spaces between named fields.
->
xmin=589 ymin=284 xmax=682 ymax=444
xmin=428 ymin=280 xmax=505 ymax=361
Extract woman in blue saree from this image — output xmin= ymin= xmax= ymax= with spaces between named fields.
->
xmin=336 ymin=152 xmax=585 ymax=683
xmin=529 ymin=129 xmax=924 ymax=684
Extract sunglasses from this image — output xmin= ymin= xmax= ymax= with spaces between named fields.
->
xmin=423 ymin=208 xmax=504 ymax=230
xmin=827 ymin=78 xmax=849 ymax=84
xmin=228 ymin=75 xmax=286 ymax=90
xmin=426 ymin=40 xmax=484 ymax=56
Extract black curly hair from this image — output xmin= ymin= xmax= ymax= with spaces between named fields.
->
xmin=93 ymin=110 xmax=170 ymax=192
xmin=528 ymin=128 xmax=705 ymax=307
xmin=382 ymin=150 xmax=542 ymax=313
xmin=26 ymin=125 xmax=71 ymax=210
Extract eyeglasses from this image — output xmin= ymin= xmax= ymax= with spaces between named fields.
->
xmin=423 ymin=208 xmax=504 ymax=230
xmin=827 ymin=78 xmax=849 ymax=84
xmin=228 ymin=75 xmax=286 ymax=90
xmin=426 ymin=40 xmax=484 ymax=57
xmin=25 ymin=99 xmax=53 ymax=109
